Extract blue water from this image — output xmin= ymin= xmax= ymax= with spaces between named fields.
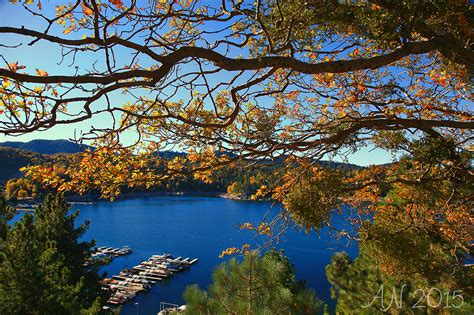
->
xmin=13 ymin=196 xmax=357 ymax=314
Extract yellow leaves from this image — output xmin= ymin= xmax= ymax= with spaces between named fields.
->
xmin=2 ymin=80 xmax=11 ymax=89
xmin=56 ymin=3 xmax=79 ymax=31
xmin=193 ymin=170 xmax=213 ymax=184
xmin=256 ymin=223 xmax=272 ymax=236
xmin=231 ymin=21 xmax=245 ymax=32
xmin=337 ymin=109 xmax=347 ymax=118
xmin=167 ymin=156 xmax=185 ymax=172
xmin=9 ymin=0 xmax=34 ymax=4
xmin=215 ymin=90 xmax=230 ymax=110
xmin=250 ymin=185 xmax=268 ymax=200
xmin=219 ymin=247 xmax=239 ymax=258
xmin=33 ymin=86 xmax=44 ymax=93
xmin=35 ymin=69 xmax=48 ymax=76
xmin=219 ymin=244 xmax=251 ymax=258
xmin=239 ymin=223 xmax=254 ymax=230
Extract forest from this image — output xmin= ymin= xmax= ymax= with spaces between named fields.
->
xmin=0 ymin=0 xmax=472 ymax=314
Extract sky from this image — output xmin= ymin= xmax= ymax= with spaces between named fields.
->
xmin=0 ymin=0 xmax=397 ymax=166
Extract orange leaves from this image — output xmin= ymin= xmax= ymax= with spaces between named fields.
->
xmin=255 ymin=223 xmax=272 ymax=236
xmin=219 ymin=244 xmax=251 ymax=258
xmin=348 ymin=48 xmax=362 ymax=59
xmin=109 ymin=0 xmax=124 ymax=8
xmin=56 ymin=3 xmax=81 ymax=33
xmin=356 ymin=83 xmax=366 ymax=92
xmin=219 ymin=247 xmax=239 ymax=258
xmin=81 ymin=3 xmax=94 ymax=16
xmin=429 ymin=69 xmax=449 ymax=87
xmin=239 ymin=222 xmax=254 ymax=230
xmin=7 ymin=62 xmax=26 ymax=73
xmin=35 ymin=69 xmax=48 ymax=76
xmin=287 ymin=91 xmax=299 ymax=101
xmin=371 ymin=3 xmax=381 ymax=10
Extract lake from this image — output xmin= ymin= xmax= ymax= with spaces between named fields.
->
xmin=15 ymin=195 xmax=358 ymax=314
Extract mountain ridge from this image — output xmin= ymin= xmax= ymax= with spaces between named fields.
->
xmin=0 ymin=139 xmax=92 ymax=155
xmin=0 ymin=139 xmax=363 ymax=186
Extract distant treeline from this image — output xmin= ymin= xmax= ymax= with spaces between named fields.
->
xmin=0 ymin=140 xmax=362 ymax=200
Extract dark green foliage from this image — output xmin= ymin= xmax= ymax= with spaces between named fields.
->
xmin=279 ymin=0 xmax=472 ymax=71
xmin=0 ymin=147 xmax=47 ymax=184
xmin=326 ymin=244 xmax=474 ymax=314
xmin=284 ymin=168 xmax=345 ymax=232
xmin=0 ymin=139 xmax=93 ymax=155
xmin=324 ymin=136 xmax=474 ymax=313
xmin=0 ymin=198 xmax=14 ymax=243
xmin=183 ymin=249 xmax=322 ymax=314
xmin=0 ymin=194 xmax=104 ymax=315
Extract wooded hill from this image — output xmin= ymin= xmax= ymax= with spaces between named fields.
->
xmin=0 ymin=140 xmax=362 ymax=198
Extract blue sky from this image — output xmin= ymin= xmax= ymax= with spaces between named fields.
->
xmin=0 ymin=0 xmax=396 ymax=166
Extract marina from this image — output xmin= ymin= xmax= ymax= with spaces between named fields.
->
xmin=70 ymin=196 xmax=356 ymax=314
xmin=84 ymin=246 xmax=132 ymax=266
xmin=93 ymin=246 xmax=133 ymax=258
xmin=102 ymin=253 xmax=198 ymax=306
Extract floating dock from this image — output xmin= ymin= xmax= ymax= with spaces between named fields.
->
xmin=84 ymin=246 xmax=132 ymax=266
xmin=103 ymin=253 xmax=198 ymax=306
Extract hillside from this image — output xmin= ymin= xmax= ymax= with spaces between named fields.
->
xmin=0 ymin=139 xmax=92 ymax=155
xmin=0 ymin=147 xmax=49 ymax=184
xmin=0 ymin=139 xmax=362 ymax=194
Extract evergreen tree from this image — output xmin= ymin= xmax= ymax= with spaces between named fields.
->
xmin=183 ymin=249 xmax=322 ymax=314
xmin=0 ymin=198 xmax=14 ymax=245
xmin=0 ymin=194 xmax=104 ymax=315
xmin=326 ymin=244 xmax=474 ymax=314
xmin=324 ymin=136 xmax=474 ymax=314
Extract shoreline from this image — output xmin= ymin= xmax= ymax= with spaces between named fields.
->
xmin=11 ymin=190 xmax=258 ymax=208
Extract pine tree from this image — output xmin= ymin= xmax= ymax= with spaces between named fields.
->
xmin=326 ymin=245 xmax=474 ymax=314
xmin=0 ymin=198 xmax=14 ymax=244
xmin=0 ymin=194 xmax=104 ymax=315
xmin=183 ymin=249 xmax=322 ymax=314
